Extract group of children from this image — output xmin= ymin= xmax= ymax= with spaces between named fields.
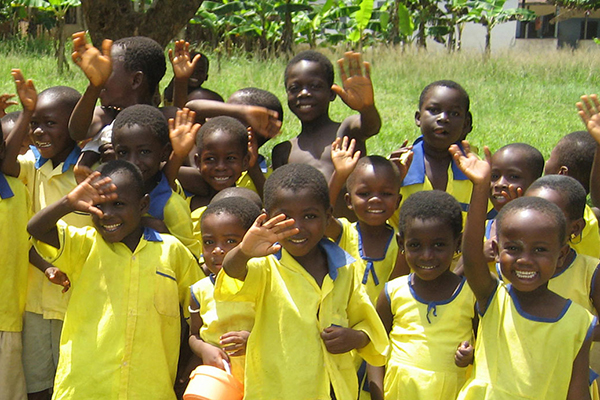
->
xmin=1 ymin=29 xmax=600 ymax=400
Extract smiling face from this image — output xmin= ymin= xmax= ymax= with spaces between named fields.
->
xmin=268 ymin=187 xmax=331 ymax=261
xmin=112 ymin=124 xmax=169 ymax=183
xmin=346 ymin=164 xmax=401 ymax=227
xmin=201 ymin=212 xmax=247 ymax=275
xmin=401 ymin=217 xmax=461 ymax=281
xmin=93 ymin=172 xmax=148 ymax=250
xmin=490 ymin=148 xmax=539 ymax=211
xmin=30 ymin=95 xmax=75 ymax=165
xmin=285 ymin=60 xmax=335 ymax=123
xmin=416 ymin=86 xmax=469 ymax=151
xmin=195 ymin=130 xmax=248 ymax=192
xmin=497 ymin=208 xmax=567 ymax=292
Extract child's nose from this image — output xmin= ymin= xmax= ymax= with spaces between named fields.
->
xmin=436 ymin=111 xmax=449 ymax=122
xmin=212 ymin=246 xmax=225 ymax=255
xmin=32 ymin=126 xmax=43 ymax=136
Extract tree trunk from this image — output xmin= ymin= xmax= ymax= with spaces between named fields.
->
xmin=80 ymin=0 xmax=204 ymax=48
xmin=281 ymin=0 xmax=293 ymax=54
xmin=417 ymin=19 xmax=427 ymax=48
xmin=54 ymin=17 xmax=68 ymax=74
xmin=485 ymin=26 xmax=491 ymax=57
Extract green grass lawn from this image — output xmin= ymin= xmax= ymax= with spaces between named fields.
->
xmin=1 ymin=44 xmax=599 ymax=161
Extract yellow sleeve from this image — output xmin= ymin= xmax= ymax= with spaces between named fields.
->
xmin=163 ymin=192 xmax=201 ymax=257
xmin=214 ymin=257 xmax=266 ymax=303
xmin=17 ymin=152 xmax=35 ymax=186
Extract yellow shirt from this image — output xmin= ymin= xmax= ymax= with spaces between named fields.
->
xmin=0 ymin=174 xmax=31 ymax=332
xmin=32 ymin=223 xmax=203 ymax=400
xmin=191 ymin=276 xmax=255 ymax=383
xmin=384 ymin=274 xmax=476 ymax=399
xmin=573 ymin=204 xmax=600 ymax=259
xmin=215 ymin=239 xmax=389 ymax=400
xmin=236 ymin=158 xmax=272 ymax=195
xmin=148 ymin=173 xmax=201 ymax=258
xmin=18 ymin=147 xmax=91 ymax=320
xmin=457 ymin=282 xmax=595 ymax=400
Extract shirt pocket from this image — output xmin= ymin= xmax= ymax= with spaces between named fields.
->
xmin=154 ymin=267 xmax=180 ymax=318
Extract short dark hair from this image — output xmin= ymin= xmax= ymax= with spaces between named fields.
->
xmin=346 ymin=155 xmax=401 ymax=192
xmin=196 ymin=116 xmax=248 ymax=156
xmin=552 ymin=131 xmax=596 ymax=193
xmin=527 ymin=175 xmax=587 ymax=221
xmin=399 ymin=190 xmax=463 ymax=239
xmin=211 ymin=186 xmax=262 ymax=209
xmin=419 ymin=80 xmax=470 ymax=112
xmin=228 ymin=87 xmax=284 ymax=122
xmin=38 ymin=86 xmax=81 ymax=113
xmin=284 ymin=50 xmax=334 ymax=87
xmin=495 ymin=143 xmax=544 ymax=179
xmin=497 ymin=196 xmax=567 ymax=244
xmin=112 ymin=104 xmax=169 ymax=146
xmin=98 ymin=159 xmax=145 ymax=199
xmin=264 ymin=163 xmax=329 ymax=212
xmin=202 ymin=197 xmax=261 ymax=232
xmin=113 ymin=36 xmax=166 ymax=95
xmin=0 ymin=111 xmax=21 ymax=141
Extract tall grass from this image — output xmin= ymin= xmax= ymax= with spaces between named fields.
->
xmin=1 ymin=43 xmax=599 ymax=161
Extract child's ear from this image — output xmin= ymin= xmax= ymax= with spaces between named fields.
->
xmin=329 ymin=88 xmax=336 ymax=102
xmin=398 ymin=234 xmax=405 ymax=253
xmin=454 ymin=232 xmax=463 ymax=253
xmin=131 ymin=71 xmax=144 ymax=91
xmin=491 ymin=239 xmax=499 ymax=262
xmin=462 ymin=111 xmax=473 ymax=135
xmin=242 ymin=152 xmax=250 ymax=171
xmin=557 ymin=165 xmax=569 ymax=176
xmin=394 ymin=193 xmax=402 ymax=210
xmin=557 ymin=241 xmax=571 ymax=267
xmin=194 ymin=153 xmax=201 ymax=169
xmin=414 ymin=111 xmax=421 ymax=127
xmin=570 ymin=217 xmax=586 ymax=242
xmin=344 ymin=192 xmax=353 ymax=210
xmin=139 ymin=194 xmax=150 ymax=215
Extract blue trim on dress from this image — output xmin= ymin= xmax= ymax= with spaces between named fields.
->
xmin=32 ymin=145 xmax=81 ymax=173
xmin=408 ymin=273 xmax=467 ymax=323
xmin=485 ymin=219 xmax=494 ymax=241
xmin=507 ymin=284 xmax=572 ymax=323
xmin=0 ymin=172 xmax=15 ymax=199
xmin=143 ymin=227 xmax=163 ymax=242
xmin=384 ymin=281 xmax=392 ymax=304
xmin=156 ymin=271 xmax=176 ymax=281
xmin=356 ymin=222 xmax=394 ymax=286
xmin=148 ymin=173 xmax=172 ymax=220
xmin=190 ymin=285 xmax=201 ymax=306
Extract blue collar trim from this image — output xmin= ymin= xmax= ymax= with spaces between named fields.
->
xmin=0 ymin=172 xmax=15 ymax=199
xmin=507 ymin=284 xmax=571 ymax=322
xmin=402 ymin=136 xmax=468 ymax=186
xmin=148 ymin=173 xmax=171 ymax=220
xmin=408 ymin=273 xmax=467 ymax=323
xmin=32 ymin=145 xmax=81 ymax=173
xmin=551 ymin=248 xmax=576 ymax=279
xmin=143 ymin=227 xmax=163 ymax=242
xmin=275 ymin=238 xmax=355 ymax=281
xmin=356 ymin=222 xmax=394 ymax=286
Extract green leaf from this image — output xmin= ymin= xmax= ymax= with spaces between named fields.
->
xmin=355 ymin=0 xmax=374 ymax=29
xmin=348 ymin=29 xmax=361 ymax=42
xmin=397 ymin=3 xmax=414 ymax=36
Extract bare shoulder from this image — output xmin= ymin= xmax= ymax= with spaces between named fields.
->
xmin=160 ymin=105 xmax=179 ymax=120
xmin=272 ymin=140 xmax=293 ymax=169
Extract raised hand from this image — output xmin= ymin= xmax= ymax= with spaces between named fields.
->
xmin=321 ymin=325 xmax=369 ymax=354
xmin=169 ymin=40 xmax=201 ymax=81
xmin=45 ymin=267 xmax=71 ymax=293
xmin=389 ymin=139 xmax=414 ymax=183
xmin=238 ymin=213 xmax=299 ymax=258
xmin=0 ymin=93 xmax=18 ymax=116
xmin=331 ymin=52 xmax=374 ymax=112
xmin=220 ymin=330 xmax=250 ymax=357
xmin=501 ymin=184 xmax=524 ymax=203
xmin=72 ymin=31 xmax=113 ymax=88
xmin=169 ymin=107 xmax=200 ymax=159
xmin=244 ymin=106 xmax=281 ymax=139
xmin=331 ymin=136 xmax=361 ymax=180
xmin=449 ymin=141 xmax=491 ymax=186
xmin=65 ymin=171 xmax=117 ymax=217
xmin=247 ymin=129 xmax=258 ymax=169
xmin=11 ymin=69 xmax=37 ymax=112
xmin=577 ymin=94 xmax=600 ymax=143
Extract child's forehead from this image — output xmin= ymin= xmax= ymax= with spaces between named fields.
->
xmin=113 ymin=124 xmax=159 ymax=143
xmin=286 ymin=60 xmax=328 ymax=82
xmin=422 ymin=86 xmax=467 ymax=108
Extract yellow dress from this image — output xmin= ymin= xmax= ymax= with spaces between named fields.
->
xmin=572 ymin=204 xmax=600 ymax=259
xmin=457 ymin=282 xmax=596 ymax=400
xmin=384 ymin=274 xmax=476 ymax=400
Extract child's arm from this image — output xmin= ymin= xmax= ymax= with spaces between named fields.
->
xmin=245 ymin=129 xmax=265 ymax=197
xmin=163 ymin=108 xmax=201 ymax=191
xmin=29 ymin=247 xmax=71 ymax=293
xmin=222 ymin=213 xmax=298 ymax=281
xmin=69 ymin=32 xmax=113 ymax=141
xmin=1 ymin=69 xmax=37 ymax=178
xmin=334 ymin=52 xmax=381 ymax=141
xmin=576 ymin=95 xmax=600 ymax=207
xmin=27 ymin=171 xmax=117 ymax=248
xmin=169 ymin=40 xmax=202 ymax=110
xmin=449 ymin=141 xmax=497 ymax=308
xmin=589 ymin=265 xmax=600 ymax=341
xmin=389 ymin=139 xmax=414 ymax=187
xmin=188 ymin=293 xmax=231 ymax=370
xmin=0 ymin=93 xmax=17 ymax=117
xmin=567 ymin=333 xmax=592 ymax=400
xmin=320 ymin=325 xmax=369 ymax=354
xmin=367 ymin=286 xmax=394 ymax=400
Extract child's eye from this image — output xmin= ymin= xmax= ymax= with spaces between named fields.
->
xmin=140 ymin=149 xmax=151 ymax=155
xmin=406 ymin=242 xmax=420 ymax=249
xmin=46 ymin=121 xmax=56 ymax=127
xmin=287 ymin=84 xmax=299 ymax=93
xmin=433 ymin=242 xmax=447 ymax=248
xmin=450 ymin=111 xmax=460 ymax=117
xmin=304 ymin=214 xmax=317 ymax=220
xmin=226 ymin=239 xmax=238 ymax=244
xmin=226 ymin=155 xmax=238 ymax=161
xmin=490 ymin=172 xmax=500 ymax=180
xmin=534 ymin=247 xmax=548 ymax=253
xmin=116 ymin=150 xmax=127 ymax=156
xmin=427 ymin=107 xmax=440 ymax=114
xmin=509 ymin=175 xmax=520 ymax=180
xmin=203 ymin=239 xmax=214 ymax=246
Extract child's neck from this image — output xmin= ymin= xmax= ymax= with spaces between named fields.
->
xmin=554 ymin=247 xmax=576 ymax=276
xmin=411 ymin=270 xmax=462 ymax=303
xmin=356 ymin=220 xmax=393 ymax=259
xmin=294 ymin=244 xmax=329 ymax=288
xmin=49 ymin=143 xmax=76 ymax=170
xmin=510 ymin=283 xmax=568 ymax=320
xmin=422 ymin=142 xmax=452 ymax=191
xmin=144 ymin=171 xmax=163 ymax=194
xmin=121 ymin=226 xmax=144 ymax=253
xmin=299 ymin=113 xmax=336 ymax=136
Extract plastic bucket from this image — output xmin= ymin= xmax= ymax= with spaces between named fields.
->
xmin=183 ymin=363 xmax=244 ymax=400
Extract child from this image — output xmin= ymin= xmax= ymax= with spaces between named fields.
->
xmin=368 ymin=190 xmax=477 ymax=400
xmin=272 ymin=50 xmax=381 ymax=218
xmin=215 ymin=163 xmax=388 ymax=399
xmin=27 ymin=160 xmax=202 ymax=399
xmin=545 ymin=130 xmax=600 ymax=260
xmin=0 ymin=110 xmax=31 ymax=400
xmin=1 ymin=111 xmax=31 ymax=155
xmin=452 ymin=141 xmax=595 ymax=400
xmin=111 ymin=103 xmax=201 ymax=258
xmin=188 ymin=197 xmax=261 ymax=384
xmin=1 ymin=70 xmax=91 ymax=398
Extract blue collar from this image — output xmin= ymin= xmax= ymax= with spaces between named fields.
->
xmin=275 ymin=238 xmax=355 ymax=281
xmin=32 ymin=145 xmax=81 ymax=173
xmin=143 ymin=227 xmax=163 ymax=242
xmin=0 ymin=172 xmax=15 ymax=199
xmin=148 ymin=173 xmax=172 ymax=220
xmin=402 ymin=136 xmax=468 ymax=186
xmin=356 ymin=222 xmax=394 ymax=286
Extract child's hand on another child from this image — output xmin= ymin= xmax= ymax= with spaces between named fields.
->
xmin=454 ymin=341 xmax=474 ymax=367
xmin=389 ymin=139 xmax=414 ymax=183
xmin=45 ymin=267 xmax=71 ymax=293
xmin=169 ymin=40 xmax=201 ymax=81
xmin=331 ymin=52 xmax=375 ymax=112
xmin=0 ymin=93 xmax=17 ymax=117
xmin=449 ymin=141 xmax=492 ymax=186
xmin=243 ymin=106 xmax=281 ymax=139
xmin=169 ymin=107 xmax=201 ymax=159
xmin=66 ymin=171 xmax=117 ymax=217
xmin=331 ymin=136 xmax=361 ymax=180
xmin=220 ymin=330 xmax=250 ymax=357
xmin=11 ymin=69 xmax=37 ymax=112
xmin=198 ymin=341 xmax=230 ymax=371
xmin=321 ymin=325 xmax=370 ymax=354
xmin=238 ymin=213 xmax=299 ymax=258
xmin=247 ymin=129 xmax=259 ymax=169
xmin=577 ymin=94 xmax=600 ymax=143
xmin=72 ymin=31 xmax=113 ymax=89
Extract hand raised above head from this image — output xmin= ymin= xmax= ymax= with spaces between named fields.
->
xmin=449 ymin=141 xmax=491 ymax=186
xmin=389 ymin=139 xmax=414 ymax=183
xmin=331 ymin=52 xmax=374 ymax=112
xmin=169 ymin=107 xmax=200 ymax=159
xmin=72 ymin=32 xmax=112 ymax=88
xmin=331 ymin=136 xmax=361 ymax=179
xmin=11 ymin=69 xmax=37 ymax=112
xmin=577 ymin=94 xmax=600 ymax=143
xmin=169 ymin=40 xmax=201 ymax=81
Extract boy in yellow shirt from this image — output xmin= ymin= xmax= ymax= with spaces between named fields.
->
xmin=216 ymin=163 xmax=388 ymax=400
xmin=28 ymin=160 xmax=202 ymax=400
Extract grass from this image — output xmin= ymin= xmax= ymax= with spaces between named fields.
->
xmin=1 ymin=41 xmax=599 ymax=161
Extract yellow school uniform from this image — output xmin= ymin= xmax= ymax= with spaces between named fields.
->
xmin=32 ymin=223 xmax=202 ymax=400
xmin=384 ymin=274 xmax=476 ymax=399
xmin=18 ymin=146 xmax=90 ymax=320
xmin=236 ymin=156 xmax=271 ymax=194
xmin=148 ymin=172 xmax=201 ymax=258
xmin=457 ymin=282 xmax=596 ymax=400
xmin=191 ymin=276 xmax=255 ymax=383
xmin=548 ymin=249 xmax=599 ymax=314
xmin=191 ymin=205 xmax=207 ymax=246
xmin=573 ymin=204 xmax=600 ymax=259
xmin=0 ymin=174 xmax=30 ymax=332
xmin=214 ymin=239 xmax=389 ymax=400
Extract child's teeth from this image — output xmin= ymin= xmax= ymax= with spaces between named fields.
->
xmin=418 ymin=265 xmax=436 ymax=270
xmin=515 ymin=270 xmax=536 ymax=279
xmin=103 ymin=223 xmax=121 ymax=232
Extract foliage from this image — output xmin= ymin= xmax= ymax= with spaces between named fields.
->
xmin=549 ymin=0 xmax=600 ymax=11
